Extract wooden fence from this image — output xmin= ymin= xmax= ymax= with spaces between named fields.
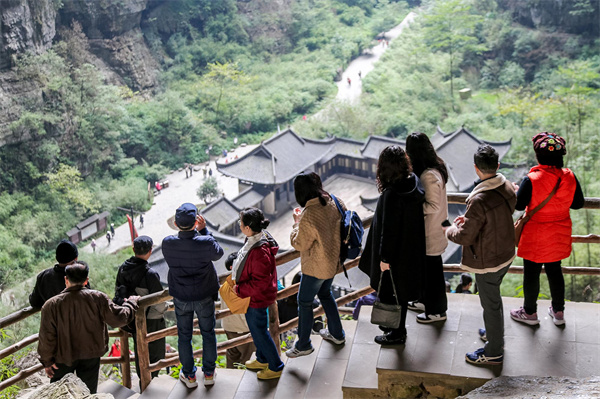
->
xmin=1 ymin=195 xmax=599 ymax=393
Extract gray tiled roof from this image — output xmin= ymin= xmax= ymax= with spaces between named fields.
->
xmin=361 ymin=136 xmax=406 ymax=160
xmin=201 ymin=197 xmax=241 ymax=231
xmin=233 ymin=187 xmax=267 ymax=209
xmin=434 ymin=126 xmax=512 ymax=192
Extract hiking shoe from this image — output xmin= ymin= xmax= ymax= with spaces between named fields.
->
xmin=257 ymin=367 xmax=283 ymax=380
xmin=179 ymin=372 xmax=198 ymax=388
xmin=548 ymin=306 xmax=565 ymax=326
xmin=407 ymin=301 xmax=425 ymax=312
xmin=479 ymin=328 xmax=487 ymax=342
xmin=374 ymin=333 xmax=406 ymax=345
xmin=465 ymin=348 xmax=503 ymax=365
xmin=510 ymin=307 xmax=539 ymax=325
xmin=416 ymin=312 xmax=447 ymax=323
xmin=203 ymin=371 xmax=216 ymax=386
xmin=319 ymin=329 xmax=345 ymax=345
xmin=285 ymin=346 xmax=315 ymax=358
xmin=245 ymin=359 xmax=268 ymax=371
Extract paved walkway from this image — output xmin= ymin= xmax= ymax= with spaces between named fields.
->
xmin=82 ymin=145 xmax=258 ymax=254
xmin=335 ymin=11 xmax=417 ymax=103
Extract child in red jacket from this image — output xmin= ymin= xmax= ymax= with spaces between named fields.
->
xmin=233 ymin=207 xmax=284 ymax=380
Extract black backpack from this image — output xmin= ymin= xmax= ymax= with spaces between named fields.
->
xmin=331 ymin=194 xmax=364 ymax=287
xmin=113 ymin=266 xmax=148 ymax=334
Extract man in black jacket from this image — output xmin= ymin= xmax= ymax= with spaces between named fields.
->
xmin=30 ymin=240 xmax=88 ymax=308
xmin=114 ymin=235 xmax=166 ymax=380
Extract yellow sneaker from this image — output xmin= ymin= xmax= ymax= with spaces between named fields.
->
xmin=245 ymin=359 xmax=268 ymax=371
xmin=257 ymin=368 xmax=283 ymax=380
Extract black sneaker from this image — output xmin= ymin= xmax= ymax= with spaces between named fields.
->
xmin=374 ymin=332 xmax=406 ymax=345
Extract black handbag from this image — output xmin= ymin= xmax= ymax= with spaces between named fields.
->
xmin=370 ymin=270 xmax=402 ymax=329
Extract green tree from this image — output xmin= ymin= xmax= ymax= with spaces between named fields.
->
xmin=46 ymin=164 xmax=99 ymax=217
xmin=197 ymin=177 xmax=220 ymax=204
xmin=423 ymin=0 xmax=486 ymax=99
xmin=203 ymin=62 xmax=251 ymax=126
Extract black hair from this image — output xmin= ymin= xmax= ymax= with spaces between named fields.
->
xmin=473 ymin=144 xmax=499 ymax=174
xmin=406 ymin=132 xmax=448 ymax=183
xmin=65 ymin=262 xmax=89 ymax=284
xmin=456 ymin=273 xmax=473 ymax=293
xmin=240 ymin=207 xmax=270 ymax=233
xmin=225 ymin=252 xmax=238 ymax=271
xmin=376 ymin=145 xmax=412 ymax=193
xmin=536 ymin=153 xmax=564 ymax=168
xmin=293 ymin=172 xmax=329 ymax=207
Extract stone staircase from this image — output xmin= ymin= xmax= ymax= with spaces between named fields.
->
xmin=99 ymin=294 xmax=600 ymax=399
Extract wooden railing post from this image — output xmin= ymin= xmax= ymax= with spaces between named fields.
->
xmin=268 ymin=301 xmax=281 ymax=355
xmin=120 ymin=330 xmax=131 ymax=389
xmin=135 ymin=306 xmax=151 ymax=392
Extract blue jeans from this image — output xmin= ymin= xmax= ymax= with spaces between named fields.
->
xmin=296 ymin=275 xmax=345 ymax=351
xmin=174 ymin=296 xmax=217 ymax=377
xmin=245 ymin=307 xmax=284 ymax=371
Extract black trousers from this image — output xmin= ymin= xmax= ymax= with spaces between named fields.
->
xmin=51 ymin=358 xmax=100 ymax=394
xmin=523 ymin=259 xmax=564 ymax=314
xmin=421 ymin=255 xmax=448 ymax=315
xmin=133 ymin=318 xmax=166 ymax=380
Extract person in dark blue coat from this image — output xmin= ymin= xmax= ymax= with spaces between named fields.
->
xmin=162 ymin=203 xmax=224 ymax=388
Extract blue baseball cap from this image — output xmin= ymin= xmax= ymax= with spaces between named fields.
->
xmin=175 ymin=203 xmax=197 ymax=229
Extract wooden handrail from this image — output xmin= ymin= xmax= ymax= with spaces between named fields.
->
xmin=2 ymin=193 xmax=600 ymax=394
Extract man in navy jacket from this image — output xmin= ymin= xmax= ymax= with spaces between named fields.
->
xmin=162 ymin=203 xmax=223 ymax=388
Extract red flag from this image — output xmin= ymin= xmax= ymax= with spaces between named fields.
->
xmin=127 ymin=214 xmax=138 ymax=243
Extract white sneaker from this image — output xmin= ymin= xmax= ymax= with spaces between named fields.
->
xmin=203 ymin=370 xmax=216 ymax=386
xmin=319 ymin=329 xmax=345 ymax=345
xmin=285 ymin=346 xmax=315 ymax=358
xmin=179 ymin=372 xmax=198 ymax=388
xmin=407 ymin=301 xmax=425 ymax=312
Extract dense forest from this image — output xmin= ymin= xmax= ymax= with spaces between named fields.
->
xmin=0 ymin=0 xmax=599 ymax=354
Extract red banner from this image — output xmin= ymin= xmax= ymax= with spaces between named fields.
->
xmin=127 ymin=214 xmax=138 ymax=243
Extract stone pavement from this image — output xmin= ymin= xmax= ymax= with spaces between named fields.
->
xmin=82 ymin=145 xmax=258 ymax=254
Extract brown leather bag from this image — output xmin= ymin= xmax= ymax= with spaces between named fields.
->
xmin=515 ymin=178 xmax=561 ymax=247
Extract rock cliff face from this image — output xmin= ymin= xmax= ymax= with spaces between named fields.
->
xmin=0 ymin=0 xmax=160 ymax=143
xmin=0 ymin=0 xmax=57 ymax=70
xmin=498 ymin=0 xmax=600 ymax=36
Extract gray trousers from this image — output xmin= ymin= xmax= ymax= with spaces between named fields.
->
xmin=475 ymin=265 xmax=509 ymax=356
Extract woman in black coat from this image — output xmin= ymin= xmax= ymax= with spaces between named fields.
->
xmin=359 ymin=145 xmax=426 ymax=345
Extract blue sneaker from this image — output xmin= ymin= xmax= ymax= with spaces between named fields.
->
xmin=478 ymin=328 xmax=487 ymax=342
xmin=465 ymin=348 xmax=503 ymax=365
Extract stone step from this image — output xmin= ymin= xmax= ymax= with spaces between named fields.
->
xmin=167 ymin=368 xmax=245 ymax=399
xmin=272 ymin=336 xmax=323 ymax=399
xmin=138 ymin=374 xmax=178 ymax=399
xmin=303 ymin=319 xmax=357 ymax=399
xmin=97 ymin=379 xmax=139 ymax=399
xmin=342 ymin=306 xmax=382 ymax=398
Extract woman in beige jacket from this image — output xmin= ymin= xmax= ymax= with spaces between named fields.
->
xmin=286 ymin=172 xmax=346 ymax=358
xmin=406 ymin=132 xmax=449 ymax=323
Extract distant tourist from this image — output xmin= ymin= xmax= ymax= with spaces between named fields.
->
xmin=110 ymin=223 xmax=115 ymax=238
xmin=162 ymin=203 xmax=224 ymax=388
xmin=233 ymin=208 xmax=284 ymax=379
xmin=106 ymin=232 xmax=111 ymax=245
xmin=347 ymin=77 xmax=351 ymax=86
xmin=91 ymin=239 xmax=97 ymax=253
xmin=359 ymin=145 xmax=426 ymax=345
xmin=114 ymin=235 xmax=166 ymax=382
xmin=38 ymin=263 xmax=139 ymax=394
xmin=286 ymin=172 xmax=346 ymax=358
xmin=30 ymin=240 xmax=87 ymax=308
xmin=444 ymin=144 xmax=516 ymax=366
xmin=511 ymin=132 xmax=584 ymax=326
xmin=139 ymin=214 xmax=144 ymax=229
xmin=406 ymin=132 xmax=449 ymax=323
xmin=189 ymin=164 xmax=193 ymax=177
xmin=455 ymin=273 xmax=473 ymax=294
xmin=185 ymin=163 xmax=189 ymax=178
